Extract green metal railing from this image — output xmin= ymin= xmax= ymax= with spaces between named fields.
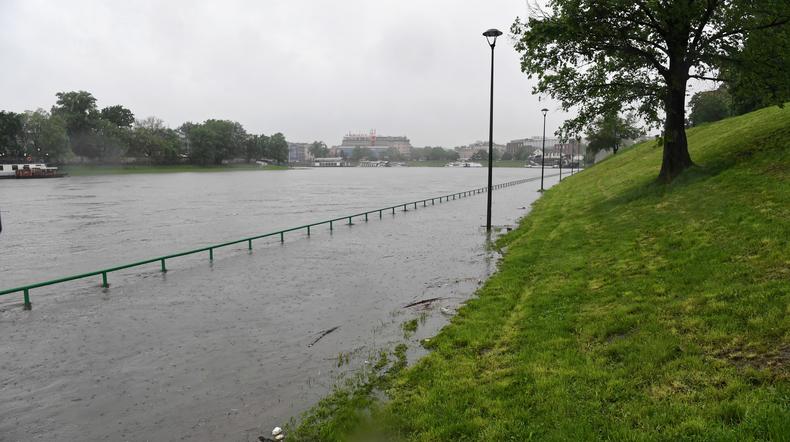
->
xmin=1 ymin=175 xmax=549 ymax=309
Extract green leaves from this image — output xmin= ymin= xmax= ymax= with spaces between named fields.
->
xmin=512 ymin=0 xmax=788 ymax=181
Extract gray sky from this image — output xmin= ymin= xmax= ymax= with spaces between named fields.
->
xmin=0 ymin=0 xmax=563 ymax=147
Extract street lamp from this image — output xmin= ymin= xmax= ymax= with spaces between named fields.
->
xmin=559 ymin=140 xmax=563 ymax=181
xmin=483 ymin=28 xmax=502 ymax=232
xmin=540 ymin=108 xmax=548 ymax=192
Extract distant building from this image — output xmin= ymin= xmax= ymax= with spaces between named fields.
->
xmin=333 ymin=130 xmax=413 ymax=159
xmin=288 ymin=142 xmax=313 ymax=164
xmin=455 ymin=141 xmax=505 ymax=160
xmin=506 ymin=137 xmax=581 ymax=157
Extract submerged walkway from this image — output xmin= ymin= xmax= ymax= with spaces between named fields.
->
xmin=1 ymin=175 xmax=555 ymax=309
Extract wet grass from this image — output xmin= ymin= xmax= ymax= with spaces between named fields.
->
xmin=61 ymin=163 xmax=287 ymax=176
xmin=287 ymin=105 xmax=790 ymax=441
xmin=402 ymin=319 xmax=419 ymax=338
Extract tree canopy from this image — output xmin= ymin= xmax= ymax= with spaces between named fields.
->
xmin=512 ymin=0 xmax=789 ymax=182
xmin=586 ymin=111 xmax=643 ymax=156
xmin=688 ymin=86 xmax=732 ymax=126
xmin=2 ymin=91 xmax=291 ymax=166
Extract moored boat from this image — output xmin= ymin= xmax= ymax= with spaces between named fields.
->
xmin=0 ymin=163 xmax=65 ymax=179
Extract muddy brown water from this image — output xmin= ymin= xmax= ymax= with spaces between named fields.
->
xmin=0 ymin=167 xmax=559 ymax=441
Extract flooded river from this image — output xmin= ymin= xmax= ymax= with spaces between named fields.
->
xmin=0 ymin=167 xmax=559 ymax=441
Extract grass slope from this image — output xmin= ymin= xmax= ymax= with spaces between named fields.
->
xmin=290 ymin=105 xmax=790 ymax=441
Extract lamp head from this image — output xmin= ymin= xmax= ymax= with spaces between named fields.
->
xmin=483 ymin=28 xmax=503 ymax=46
xmin=541 ymin=108 xmax=549 ymax=117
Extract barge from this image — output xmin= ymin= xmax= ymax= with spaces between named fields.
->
xmin=0 ymin=163 xmax=65 ymax=179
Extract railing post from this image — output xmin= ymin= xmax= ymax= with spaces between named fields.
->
xmin=348 ymin=216 xmax=352 ymax=225
xmin=248 ymin=239 xmax=252 ymax=250
xmin=365 ymin=213 xmax=368 ymax=222
xmin=161 ymin=258 xmax=167 ymax=273
xmin=209 ymin=248 xmax=213 ymax=261
xmin=423 ymin=200 xmax=426 ymax=207
xmin=414 ymin=202 xmax=417 ymax=209
xmin=330 ymin=220 xmax=333 ymax=231
xmin=101 ymin=272 xmax=109 ymax=288
xmin=392 ymin=207 xmax=395 ymax=214
xmin=379 ymin=210 xmax=382 ymax=219
xmin=280 ymin=232 xmax=284 ymax=243
xmin=307 ymin=225 xmax=311 ymax=236
xmin=23 ymin=289 xmax=31 ymax=310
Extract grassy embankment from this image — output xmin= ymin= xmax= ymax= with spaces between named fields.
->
xmin=289 ymin=105 xmax=790 ymax=440
xmin=61 ymin=163 xmax=287 ymax=176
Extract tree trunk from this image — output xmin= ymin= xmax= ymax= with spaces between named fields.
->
xmin=658 ymin=73 xmax=694 ymax=183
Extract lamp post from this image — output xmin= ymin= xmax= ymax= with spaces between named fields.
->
xmin=483 ymin=28 xmax=502 ymax=232
xmin=540 ymin=108 xmax=548 ymax=192
xmin=559 ymin=140 xmax=563 ymax=181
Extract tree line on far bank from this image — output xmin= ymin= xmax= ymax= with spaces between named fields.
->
xmin=0 ymin=91 xmax=288 ymax=166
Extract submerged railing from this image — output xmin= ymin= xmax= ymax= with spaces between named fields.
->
xmin=1 ymin=175 xmax=550 ymax=309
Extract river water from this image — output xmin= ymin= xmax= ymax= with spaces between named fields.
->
xmin=0 ymin=167 xmax=559 ymax=441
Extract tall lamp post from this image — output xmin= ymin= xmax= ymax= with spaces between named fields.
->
xmin=483 ymin=28 xmax=502 ymax=232
xmin=539 ymin=108 xmax=548 ymax=192
xmin=559 ymin=141 xmax=563 ymax=181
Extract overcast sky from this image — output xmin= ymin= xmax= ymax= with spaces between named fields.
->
xmin=0 ymin=0 xmax=565 ymax=147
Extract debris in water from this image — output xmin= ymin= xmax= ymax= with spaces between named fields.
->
xmin=403 ymin=297 xmax=446 ymax=309
xmin=440 ymin=307 xmax=453 ymax=316
xmin=308 ymin=326 xmax=339 ymax=347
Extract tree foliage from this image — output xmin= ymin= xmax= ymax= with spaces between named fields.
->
xmin=688 ymin=86 xmax=732 ymax=126
xmin=410 ymin=147 xmax=459 ymax=162
xmin=21 ymin=110 xmax=71 ymax=163
xmin=586 ymin=111 xmax=643 ymax=156
xmin=309 ymin=141 xmax=329 ymax=158
xmin=3 ymin=91 xmax=290 ymax=166
xmin=130 ymin=117 xmax=182 ymax=164
xmin=512 ymin=0 xmax=790 ymax=182
xmin=100 ymin=105 xmax=135 ymax=128
xmin=52 ymin=90 xmax=99 ymax=136
xmin=0 ymin=111 xmax=24 ymax=159
xmin=727 ymin=23 xmax=790 ymax=114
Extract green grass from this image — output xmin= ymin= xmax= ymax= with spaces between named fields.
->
xmin=61 ymin=163 xmax=287 ymax=176
xmin=288 ymin=105 xmax=790 ymax=441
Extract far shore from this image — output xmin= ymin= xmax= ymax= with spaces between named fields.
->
xmin=60 ymin=164 xmax=288 ymax=176
xmin=57 ymin=161 xmax=542 ymax=176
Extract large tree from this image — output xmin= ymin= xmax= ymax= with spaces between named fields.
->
xmin=309 ymin=141 xmax=329 ymax=159
xmin=688 ymin=86 xmax=732 ymax=126
xmin=129 ymin=117 xmax=182 ymax=164
xmin=51 ymin=90 xmax=99 ymax=136
xmin=512 ymin=1 xmax=789 ymax=182
xmin=100 ymin=105 xmax=135 ymax=128
xmin=727 ymin=23 xmax=790 ymax=114
xmin=265 ymin=132 xmax=289 ymax=163
xmin=0 ymin=111 xmax=24 ymax=159
xmin=21 ymin=110 xmax=71 ymax=163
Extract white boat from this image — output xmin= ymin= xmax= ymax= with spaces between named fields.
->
xmin=445 ymin=161 xmax=483 ymax=168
